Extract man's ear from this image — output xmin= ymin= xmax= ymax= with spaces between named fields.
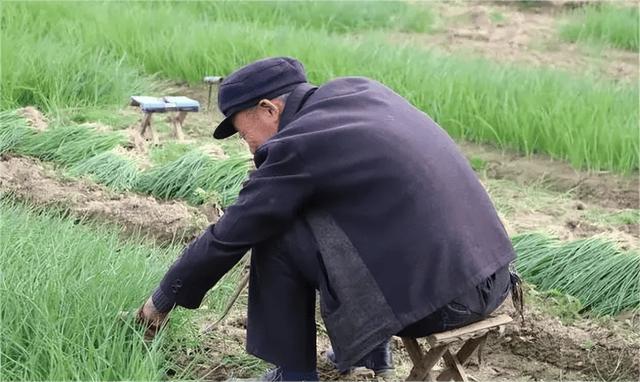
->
xmin=258 ymin=99 xmax=279 ymax=117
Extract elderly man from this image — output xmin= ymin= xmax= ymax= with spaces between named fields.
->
xmin=137 ymin=57 xmax=516 ymax=381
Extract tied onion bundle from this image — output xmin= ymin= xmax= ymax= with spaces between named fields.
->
xmin=0 ymin=111 xmax=36 ymax=155
xmin=69 ymin=151 xmax=139 ymax=191
xmin=135 ymin=151 xmax=251 ymax=207
xmin=514 ymin=233 xmax=640 ymax=316
xmin=13 ymin=125 xmax=125 ymax=166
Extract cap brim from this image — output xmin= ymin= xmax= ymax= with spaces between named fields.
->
xmin=213 ymin=115 xmax=237 ymax=139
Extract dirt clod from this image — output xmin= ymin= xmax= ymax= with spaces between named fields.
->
xmin=497 ymin=300 xmax=640 ymax=381
xmin=17 ymin=106 xmax=48 ymax=131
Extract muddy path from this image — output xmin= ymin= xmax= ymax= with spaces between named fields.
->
xmin=0 ymin=155 xmax=211 ymax=244
xmin=463 ymin=142 xmax=639 ymax=211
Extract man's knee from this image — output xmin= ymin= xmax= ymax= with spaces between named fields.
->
xmin=252 ymin=218 xmax=320 ymax=287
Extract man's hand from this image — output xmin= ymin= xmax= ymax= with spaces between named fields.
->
xmin=135 ymin=296 xmax=170 ymax=341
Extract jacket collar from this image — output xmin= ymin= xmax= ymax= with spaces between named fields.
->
xmin=278 ymin=83 xmax=318 ymax=132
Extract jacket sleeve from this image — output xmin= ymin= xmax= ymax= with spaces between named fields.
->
xmin=153 ymin=142 xmax=313 ymax=312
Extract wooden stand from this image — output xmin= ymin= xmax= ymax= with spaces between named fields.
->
xmin=130 ymin=96 xmax=200 ymax=146
xmin=138 ymin=110 xmax=189 ymax=146
xmin=401 ymin=314 xmax=512 ymax=381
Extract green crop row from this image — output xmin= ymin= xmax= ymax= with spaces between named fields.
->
xmin=0 ymin=111 xmax=251 ymax=206
xmin=2 ymin=2 xmax=637 ymax=172
xmin=68 ymin=151 xmax=140 ymax=191
xmin=514 ymin=233 xmax=640 ymax=316
xmin=560 ymin=4 xmax=639 ymax=51
xmin=190 ymin=1 xmax=434 ymax=34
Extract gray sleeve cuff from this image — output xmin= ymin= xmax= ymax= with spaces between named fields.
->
xmin=151 ymin=286 xmax=176 ymax=313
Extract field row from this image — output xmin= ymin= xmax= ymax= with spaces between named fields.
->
xmin=1 ymin=111 xmax=250 ymax=207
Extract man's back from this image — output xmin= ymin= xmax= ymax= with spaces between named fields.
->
xmin=269 ymin=77 xmax=515 ymax=323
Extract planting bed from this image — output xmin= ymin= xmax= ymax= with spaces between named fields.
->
xmin=1 ymin=1 xmax=638 ymax=381
xmin=0 ymin=155 xmax=210 ymax=244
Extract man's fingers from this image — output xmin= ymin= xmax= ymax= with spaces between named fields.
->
xmin=116 ymin=308 xmax=167 ymax=341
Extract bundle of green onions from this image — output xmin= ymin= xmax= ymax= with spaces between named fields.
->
xmin=135 ymin=150 xmax=212 ymax=201
xmin=135 ymin=151 xmax=251 ymax=207
xmin=69 ymin=151 xmax=139 ymax=191
xmin=513 ymin=233 xmax=640 ymax=316
xmin=0 ymin=111 xmax=35 ymax=155
xmin=196 ymin=156 xmax=252 ymax=207
xmin=13 ymin=125 xmax=125 ymax=166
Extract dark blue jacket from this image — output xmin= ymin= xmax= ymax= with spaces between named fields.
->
xmin=154 ymin=77 xmax=515 ymax=366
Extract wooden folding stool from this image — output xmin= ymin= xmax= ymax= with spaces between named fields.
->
xmin=401 ymin=314 xmax=512 ymax=381
xmin=130 ymin=96 xmax=200 ymax=146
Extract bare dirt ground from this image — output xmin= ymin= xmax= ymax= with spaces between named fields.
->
xmin=463 ymin=142 xmax=639 ymax=211
xmin=400 ymin=1 xmax=639 ymax=83
xmin=468 ymin=142 xmax=639 ymax=250
xmin=17 ymin=106 xmax=48 ymax=131
xmin=0 ymin=155 xmax=210 ymax=244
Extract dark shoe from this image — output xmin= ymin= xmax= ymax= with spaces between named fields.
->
xmin=326 ymin=340 xmax=394 ymax=378
xmin=261 ymin=367 xmax=318 ymax=381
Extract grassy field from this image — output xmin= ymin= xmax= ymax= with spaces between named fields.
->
xmin=560 ymin=3 xmax=639 ymax=51
xmin=193 ymin=1 xmax=434 ymax=33
xmin=2 ymin=2 xmax=638 ymax=172
xmin=0 ymin=197 xmax=253 ymax=380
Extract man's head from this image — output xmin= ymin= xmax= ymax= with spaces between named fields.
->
xmin=213 ymin=57 xmax=307 ymax=153
xmin=231 ymin=94 xmax=288 ymax=154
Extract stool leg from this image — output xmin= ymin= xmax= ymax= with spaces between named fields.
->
xmin=138 ymin=112 xmax=159 ymax=146
xmin=455 ymin=333 xmax=488 ymax=366
xmin=402 ymin=338 xmax=426 ymax=380
xmin=139 ymin=112 xmax=152 ymax=137
xmin=477 ymin=337 xmax=487 ymax=368
xmin=150 ymin=124 xmax=159 ymax=146
xmin=402 ymin=339 xmax=448 ymax=381
xmin=439 ymin=349 xmax=468 ymax=382
xmin=172 ymin=111 xmax=186 ymax=141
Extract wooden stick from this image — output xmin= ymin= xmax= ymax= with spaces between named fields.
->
xmin=200 ymin=256 xmax=251 ymax=334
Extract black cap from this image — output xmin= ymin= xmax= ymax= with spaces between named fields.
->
xmin=213 ymin=57 xmax=307 ymax=139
